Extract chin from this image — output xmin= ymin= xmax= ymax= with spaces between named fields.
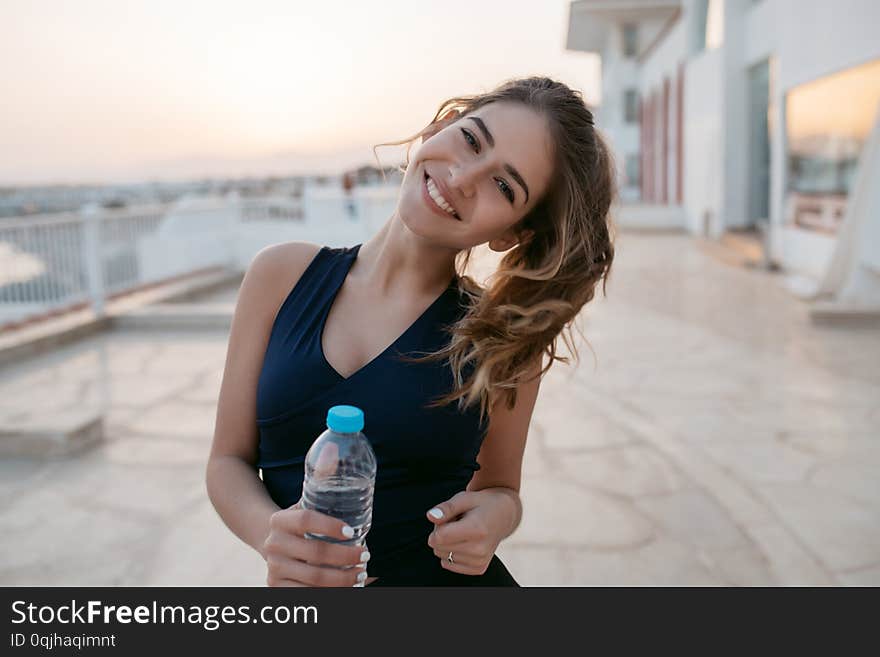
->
xmin=395 ymin=198 xmax=431 ymax=235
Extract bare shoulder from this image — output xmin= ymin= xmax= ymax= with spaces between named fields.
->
xmin=209 ymin=240 xmax=323 ymax=464
xmin=251 ymin=242 xmax=321 ymax=292
xmin=247 ymin=241 xmax=324 ymax=313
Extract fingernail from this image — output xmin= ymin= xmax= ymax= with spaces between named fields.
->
xmin=357 ymin=571 xmax=367 ymax=583
xmin=428 ymin=508 xmax=444 ymax=519
xmin=341 ymin=525 xmax=354 ymax=538
xmin=360 ymin=550 xmax=371 ymax=562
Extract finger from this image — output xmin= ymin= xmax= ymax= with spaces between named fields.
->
xmin=432 ymin=546 xmax=481 ymax=566
xmin=272 ymin=502 xmax=355 ymax=542
xmin=267 ymin=554 xmax=368 ymax=588
xmin=313 ymin=442 xmax=340 ymax=478
xmin=427 ymin=530 xmax=478 ymax=552
xmin=428 ymin=516 xmax=486 ymax=547
xmin=439 ymin=557 xmax=481 ymax=576
xmin=426 ymin=491 xmax=482 ymax=525
xmin=264 ymin=531 xmax=369 ymax=570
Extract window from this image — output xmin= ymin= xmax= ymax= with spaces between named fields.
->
xmin=625 ymin=154 xmax=641 ymax=188
xmin=692 ymin=0 xmax=709 ymax=53
xmin=747 ymin=60 xmax=772 ymax=224
xmin=622 ymin=24 xmax=638 ymax=58
xmin=624 ymin=89 xmax=639 ymax=123
xmin=785 ymin=58 xmax=880 ymax=233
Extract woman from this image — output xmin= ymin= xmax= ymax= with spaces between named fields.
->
xmin=206 ymin=76 xmax=616 ymax=586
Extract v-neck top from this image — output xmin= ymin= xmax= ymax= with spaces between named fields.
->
xmin=255 ymin=243 xmax=490 ymax=578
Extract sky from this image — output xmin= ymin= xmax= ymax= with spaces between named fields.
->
xmin=0 ymin=0 xmax=600 ymax=187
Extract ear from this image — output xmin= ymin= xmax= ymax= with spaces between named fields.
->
xmin=488 ymin=228 xmax=534 ymax=253
xmin=487 ymin=237 xmax=516 ymax=253
xmin=422 ymin=108 xmax=462 ymax=142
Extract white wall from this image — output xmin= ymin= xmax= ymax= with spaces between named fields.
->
xmin=744 ymin=0 xmax=774 ymax=63
xmin=573 ymin=0 xmax=880 ymax=281
xmin=772 ymin=0 xmax=879 ymax=90
xmin=639 ymin=11 xmax=688 ymax=90
xmin=639 ymin=7 xmax=690 ymax=209
xmin=230 ymin=185 xmax=398 ymax=271
xmin=683 ymin=48 xmax=724 ymax=235
xmin=721 ymin=0 xmax=750 ymax=230
xmin=775 ymin=226 xmax=836 ymax=279
xmin=599 ymin=38 xmax=641 ymax=200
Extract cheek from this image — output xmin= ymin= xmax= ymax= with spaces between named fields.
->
xmin=472 ymin=198 xmax=516 ymax=229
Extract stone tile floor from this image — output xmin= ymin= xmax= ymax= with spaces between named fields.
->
xmin=0 ymin=233 xmax=878 ymax=586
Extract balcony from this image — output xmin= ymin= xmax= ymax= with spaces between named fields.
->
xmin=566 ymin=0 xmax=681 ymax=56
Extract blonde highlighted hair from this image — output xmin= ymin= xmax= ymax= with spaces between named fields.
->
xmin=373 ymin=76 xmax=617 ymax=428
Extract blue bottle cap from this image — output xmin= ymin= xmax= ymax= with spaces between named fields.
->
xmin=326 ymin=405 xmax=364 ymax=434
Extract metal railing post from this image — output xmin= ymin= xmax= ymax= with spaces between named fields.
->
xmin=80 ymin=203 xmax=105 ymax=318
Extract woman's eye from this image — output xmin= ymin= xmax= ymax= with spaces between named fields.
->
xmin=461 ymin=128 xmax=479 ymax=152
xmin=461 ymin=128 xmax=513 ymax=203
xmin=496 ymin=179 xmax=514 ymax=203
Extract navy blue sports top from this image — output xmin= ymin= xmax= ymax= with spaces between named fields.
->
xmin=255 ymin=243 xmax=518 ymax=585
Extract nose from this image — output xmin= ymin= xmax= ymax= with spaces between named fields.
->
xmin=449 ymin=159 xmax=493 ymax=197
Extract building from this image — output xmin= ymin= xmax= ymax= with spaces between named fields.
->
xmin=566 ymin=0 xmax=880 ymax=288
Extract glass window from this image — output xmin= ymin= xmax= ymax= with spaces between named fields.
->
xmin=785 ymin=58 xmax=880 ymax=233
xmin=692 ymin=0 xmax=709 ymax=53
xmin=747 ymin=59 xmax=771 ymax=223
xmin=624 ymin=89 xmax=639 ymax=124
xmin=622 ymin=24 xmax=638 ymax=58
xmin=625 ymin=154 xmax=641 ymax=188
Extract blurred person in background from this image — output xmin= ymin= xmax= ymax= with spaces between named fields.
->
xmin=342 ymin=171 xmax=356 ymax=219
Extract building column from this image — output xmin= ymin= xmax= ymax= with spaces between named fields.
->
xmin=677 ymin=62 xmax=685 ymax=205
xmin=720 ymin=0 xmax=749 ymax=230
xmin=640 ymin=95 xmax=648 ymax=201
xmin=662 ymin=77 xmax=670 ymax=205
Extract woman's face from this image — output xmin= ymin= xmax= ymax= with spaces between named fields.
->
xmin=398 ymin=101 xmax=555 ymax=252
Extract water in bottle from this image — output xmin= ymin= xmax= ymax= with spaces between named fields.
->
xmin=300 ymin=405 xmax=377 ymax=551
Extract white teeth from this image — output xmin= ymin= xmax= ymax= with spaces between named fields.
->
xmin=426 ymin=177 xmax=457 ymax=216
xmin=427 ymin=178 xmax=453 ymax=213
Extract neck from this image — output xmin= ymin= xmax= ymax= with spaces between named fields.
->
xmin=352 ymin=213 xmax=459 ymax=298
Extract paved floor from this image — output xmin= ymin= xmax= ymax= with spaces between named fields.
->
xmin=0 ymin=233 xmax=877 ymax=586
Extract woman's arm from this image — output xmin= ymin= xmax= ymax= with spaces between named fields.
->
xmin=465 ymin=356 xmax=543 ymax=537
xmin=205 ymin=241 xmax=321 ymax=559
xmin=465 ymin=486 xmax=522 ymax=539
xmin=206 ymin=457 xmax=280 ymax=558
xmin=426 ymin=358 xmax=542 ymax=573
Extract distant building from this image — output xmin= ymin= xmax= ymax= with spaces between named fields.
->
xmin=341 ymin=164 xmax=404 ymax=186
xmin=566 ymin=0 xmax=880 ymax=280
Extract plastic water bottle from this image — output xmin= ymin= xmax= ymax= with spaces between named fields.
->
xmin=300 ymin=405 xmax=377 ymax=552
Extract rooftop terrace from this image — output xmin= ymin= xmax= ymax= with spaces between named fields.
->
xmin=1 ymin=231 xmax=878 ymax=585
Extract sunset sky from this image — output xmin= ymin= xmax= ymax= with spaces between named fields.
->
xmin=1 ymin=0 xmax=600 ymax=186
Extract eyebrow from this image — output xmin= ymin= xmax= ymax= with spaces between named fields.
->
xmin=467 ymin=116 xmax=530 ymax=204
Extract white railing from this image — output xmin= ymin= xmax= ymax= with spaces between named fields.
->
xmin=0 ymin=185 xmax=401 ymax=329
xmin=0 ymin=200 xmax=226 ymax=327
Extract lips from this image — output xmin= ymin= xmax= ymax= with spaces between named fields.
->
xmin=423 ymin=171 xmax=461 ymax=221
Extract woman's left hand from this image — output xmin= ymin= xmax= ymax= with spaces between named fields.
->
xmin=425 ymin=489 xmax=517 ymax=575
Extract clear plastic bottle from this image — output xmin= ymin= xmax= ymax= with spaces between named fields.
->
xmin=300 ymin=405 xmax=377 ymax=553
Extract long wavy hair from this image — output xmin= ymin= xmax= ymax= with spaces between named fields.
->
xmin=373 ymin=76 xmax=617 ymax=428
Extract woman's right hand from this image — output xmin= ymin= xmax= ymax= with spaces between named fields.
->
xmin=262 ymin=501 xmax=371 ymax=587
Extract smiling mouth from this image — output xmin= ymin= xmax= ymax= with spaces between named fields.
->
xmin=423 ymin=171 xmax=461 ymax=221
